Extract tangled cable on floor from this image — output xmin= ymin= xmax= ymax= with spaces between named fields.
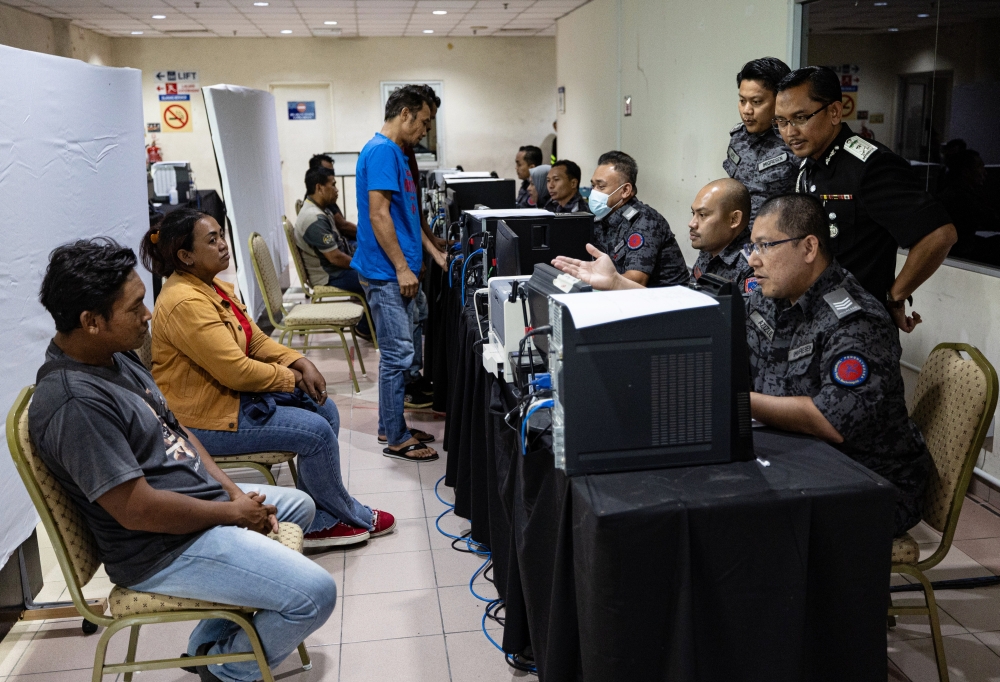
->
xmin=434 ymin=475 xmax=537 ymax=675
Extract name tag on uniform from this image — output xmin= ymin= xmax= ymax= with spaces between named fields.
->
xmin=749 ymin=311 xmax=774 ymax=341
xmin=757 ymin=152 xmax=788 ymax=171
xmin=727 ymin=147 xmax=741 ymax=166
xmin=613 ymin=239 xmax=625 ymax=253
xmin=788 ymin=342 xmax=814 ymax=361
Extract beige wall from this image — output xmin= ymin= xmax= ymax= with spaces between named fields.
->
xmin=112 ymin=36 xmax=557 ymax=214
xmin=557 ymin=0 xmax=792 ymax=265
xmin=0 ymin=4 xmax=112 ymax=65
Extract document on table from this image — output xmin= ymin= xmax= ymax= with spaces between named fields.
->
xmin=464 ymin=208 xmax=553 ymax=218
xmin=550 ymin=286 xmax=718 ymax=329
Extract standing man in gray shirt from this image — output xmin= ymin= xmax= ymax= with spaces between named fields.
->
xmin=724 ymin=57 xmax=797 ymax=222
xmin=29 ymin=238 xmax=336 ymax=682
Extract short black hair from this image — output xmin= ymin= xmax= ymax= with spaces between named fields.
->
xmin=418 ymin=84 xmax=441 ymax=108
xmin=305 ymin=167 xmax=336 ymax=196
xmin=385 ymin=85 xmax=429 ymax=121
xmin=551 ymin=159 xmax=582 ymax=185
xmin=776 ymin=66 xmax=842 ymax=106
xmin=756 ymin=194 xmax=831 ymax=258
xmin=597 ymin=150 xmax=638 ymax=190
xmin=40 ymin=238 xmax=138 ymax=334
xmin=519 ymin=145 xmax=543 ymax=167
xmin=140 ymin=208 xmax=210 ymax=279
xmin=737 ymin=57 xmax=792 ymax=94
xmin=309 ymin=153 xmax=334 ymax=171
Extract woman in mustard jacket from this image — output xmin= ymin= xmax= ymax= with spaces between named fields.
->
xmin=141 ymin=209 xmax=393 ymax=548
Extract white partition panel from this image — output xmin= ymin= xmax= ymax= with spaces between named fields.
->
xmin=203 ymin=85 xmax=286 ymax=320
xmin=0 ymin=45 xmax=150 ymax=568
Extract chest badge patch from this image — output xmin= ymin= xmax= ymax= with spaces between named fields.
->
xmin=757 ymin=152 xmax=788 ymax=171
xmin=789 ymin=342 xmax=814 ymax=361
xmin=832 ymin=354 xmax=869 ymax=387
xmin=627 ymin=233 xmax=644 ymax=250
xmin=693 ymin=266 xmax=703 ymax=280
xmin=727 ymin=147 xmax=741 ymax=166
xmin=744 ymin=277 xmax=759 ymax=294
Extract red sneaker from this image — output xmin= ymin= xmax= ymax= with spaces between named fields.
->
xmin=304 ymin=523 xmax=370 ymax=548
xmin=370 ymin=509 xmax=396 ymax=538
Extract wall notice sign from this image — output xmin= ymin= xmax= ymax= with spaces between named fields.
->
xmin=155 ymin=70 xmax=200 ymax=95
xmin=160 ymin=94 xmax=192 ymax=132
xmin=828 ymin=64 xmax=860 ymax=121
xmin=147 ymin=122 xmax=161 ymax=133
xmin=287 ymin=101 xmax=316 ymax=120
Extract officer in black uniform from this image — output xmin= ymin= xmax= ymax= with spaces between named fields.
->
xmin=689 ymin=178 xmax=755 ymax=296
xmin=515 ymin=145 xmax=543 ymax=208
xmin=774 ymin=66 xmax=957 ymax=332
xmin=589 ymin=151 xmax=690 ymax=287
xmin=744 ymin=194 xmax=930 ymax=536
xmin=543 ymin=160 xmax=591 ymax=214
xmin=724 ymin=58 xmax=797 ymax=222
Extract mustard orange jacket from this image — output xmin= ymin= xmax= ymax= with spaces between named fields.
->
xmin=151 ymin=271 xmax=302 ymax=431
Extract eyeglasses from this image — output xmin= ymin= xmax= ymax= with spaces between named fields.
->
xmin=771 ymin=103 xmax=831 ymax=131
xmin=741 ymin=237 xmax=803 ymax=259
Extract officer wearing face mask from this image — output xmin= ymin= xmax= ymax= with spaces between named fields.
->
xmin=589 ymin=151 xmax=691 ymax=287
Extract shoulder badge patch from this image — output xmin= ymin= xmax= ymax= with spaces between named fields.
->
xmin=730 ymin=122 xmax=743 ymax=134
xmin=749 ymin=310 xmax=774 ymax=341
xmin=622 ymin=205 xmax=640 ymax=222
xmin=843 ymin=136 xmax=878 ymax=163
xmin=727 ymin=146 xmax=741 ymax=166
xmin=823 ymin=287 xmax=863 ymax=319
xmin=758 ymin=152 xmax=788 ymax=171
xmin=322 ymin=233 xmax=335 ymax=245
xmin=626 ymin=233 xmax=644 ymax=250
xmin=743 ymin=277 xmax=759 ymax=294
xmin=832 ymin=354 xmax=869 ymax=387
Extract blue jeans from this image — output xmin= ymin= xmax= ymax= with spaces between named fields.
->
xmin=131 ymin=484 xmax=335 ymax=682
xmin=327 ymin=269 xmax=370 ymax=336
xmin=190 ymin=395 xmax=372 ymax=533
xmin=407 ymin=287 xmax=428 ymax=383
xmin=358 ymin=276 xmax=413 ymax=446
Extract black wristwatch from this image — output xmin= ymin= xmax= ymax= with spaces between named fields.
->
xmin=886 ymin=290 xmax=913 ymax=310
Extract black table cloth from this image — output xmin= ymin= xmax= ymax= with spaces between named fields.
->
xmin=438 ymin=279 xmax=897 ymax=682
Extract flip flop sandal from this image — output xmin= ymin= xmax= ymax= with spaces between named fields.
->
xmin=378 ymin=429 xmax=435 ymax=444
xmin=383 ymin=442 xmax=439 ymax=462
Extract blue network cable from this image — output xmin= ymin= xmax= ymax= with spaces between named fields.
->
xmin=448 ymin=254 xmax=463 ymax=288
xmin=520 ymin=399 xmax=554 ymax=454
xmin=460 ymin=248 xmax=484 ymax=302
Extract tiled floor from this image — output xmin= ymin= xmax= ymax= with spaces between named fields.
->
xmin=7 ymin=310 xmax=1000 ymax=680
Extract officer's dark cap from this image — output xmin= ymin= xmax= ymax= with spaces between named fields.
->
xmin=736 ymin=57 xmax=791 ymax=94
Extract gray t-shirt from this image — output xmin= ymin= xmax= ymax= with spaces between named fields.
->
xmin=28 ymin=342 xmax=228 ymax=587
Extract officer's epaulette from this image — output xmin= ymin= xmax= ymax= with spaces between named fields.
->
xmin=730 ymin=122 xmax=743 ymax=135
xmin=621 ymin=204 xmax=640 ymax=222
xmin=822 ymin=288 xmax=864 ymax=320
xmin=842 ymin=136 xmax=878 ymax=163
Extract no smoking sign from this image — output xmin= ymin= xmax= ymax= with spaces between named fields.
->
xmin=160 ymin=98 xmax=192 ymax=132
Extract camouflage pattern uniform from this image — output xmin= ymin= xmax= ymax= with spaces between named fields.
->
xmin=594 ymin=197 xmax=691 ymax=287
xmin=543 ymin=192 xmax=591 ymax=214
xmin=723 ymin=123 xmax=797 ymax=221
xmin=692 ymin=225 xmax=756 ymax=298
xmin=516 ymin=180 xmax=533 ymax=208
xmin=745 ymin=261 xmax=931 ymax=536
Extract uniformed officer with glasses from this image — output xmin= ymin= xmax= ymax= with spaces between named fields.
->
xmin=772 ymin=66 xmax=956 ymax=333
xmin=744 ymin=193 xmax=931 ymax=537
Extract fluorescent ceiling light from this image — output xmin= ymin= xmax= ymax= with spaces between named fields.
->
xmin=423 ymin=29 xmax=434 ymax=33
xmin=888 ymin=27 xmax=899 ymax=31
xmin=253 ymin=2 xmax=269 ymax=5
xmin=917 ymin=12 xmax=930 ymax=17
xmin=131 ymin=31 xmax=143 ymax=34
xmin=281 ymin=29 xmax=293 ymax=33
xmin=324 ymin=20 xmax=338 ymax=24
xmin=873 ymin=2 xmax=887 ymax=5
xmin=152 ymin=14 xmax=166 ymax=19
xmin=433 ymin=10 xmax=447 ymax=14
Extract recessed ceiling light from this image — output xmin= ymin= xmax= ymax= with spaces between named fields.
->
xmin=433 ymin=10 xmax=448 ymax=15
xmin=131 ymin=31 xmax=143 ymax=34
xmin=253 ymin=1 xmax=269 ymax=5
xmin=324 ymin=20 xmax=338 ymax=25
xmin=873 ymin=2 xmax=887 ymax=5
xmin=152 ymin=14 xmax=166 ymax=19
xmin=888 ymin=27 xmax=899 ymax=31
xmin=423 ymin=29 xmax=434 ymax=33
xmin=280 ymin=29 xmax=293 ymax=33
xmin=917 ymin=12 xmax=930 ymax=17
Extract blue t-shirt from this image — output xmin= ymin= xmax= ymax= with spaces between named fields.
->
xmin=352 ymin=133 xmax=422 ymax=282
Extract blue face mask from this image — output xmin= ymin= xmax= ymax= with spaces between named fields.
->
xmin=588 ymin=184 xmax=626 ymax=219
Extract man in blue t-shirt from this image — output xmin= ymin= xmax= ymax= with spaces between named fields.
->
xmin=353 ymin=85 xmax=438 ymax=463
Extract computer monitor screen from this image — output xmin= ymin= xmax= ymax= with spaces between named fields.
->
xmin=495 ymin=220 xmax=521 ymax=276
xmin=445 ymin=179 xmax=516 ymax=212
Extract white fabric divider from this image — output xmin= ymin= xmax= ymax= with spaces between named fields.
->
xmin=202 ymin=85 xmax=287 ymax=320
xmin=0 ymin=45 xmax=150 ymax=569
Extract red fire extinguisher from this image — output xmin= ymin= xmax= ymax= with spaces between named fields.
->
xmin=146 ymin=136 xmax=162 ymax=165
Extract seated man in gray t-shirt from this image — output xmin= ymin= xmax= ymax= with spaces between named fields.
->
xmin=29 ymin=238 xmax=336 ymax=682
